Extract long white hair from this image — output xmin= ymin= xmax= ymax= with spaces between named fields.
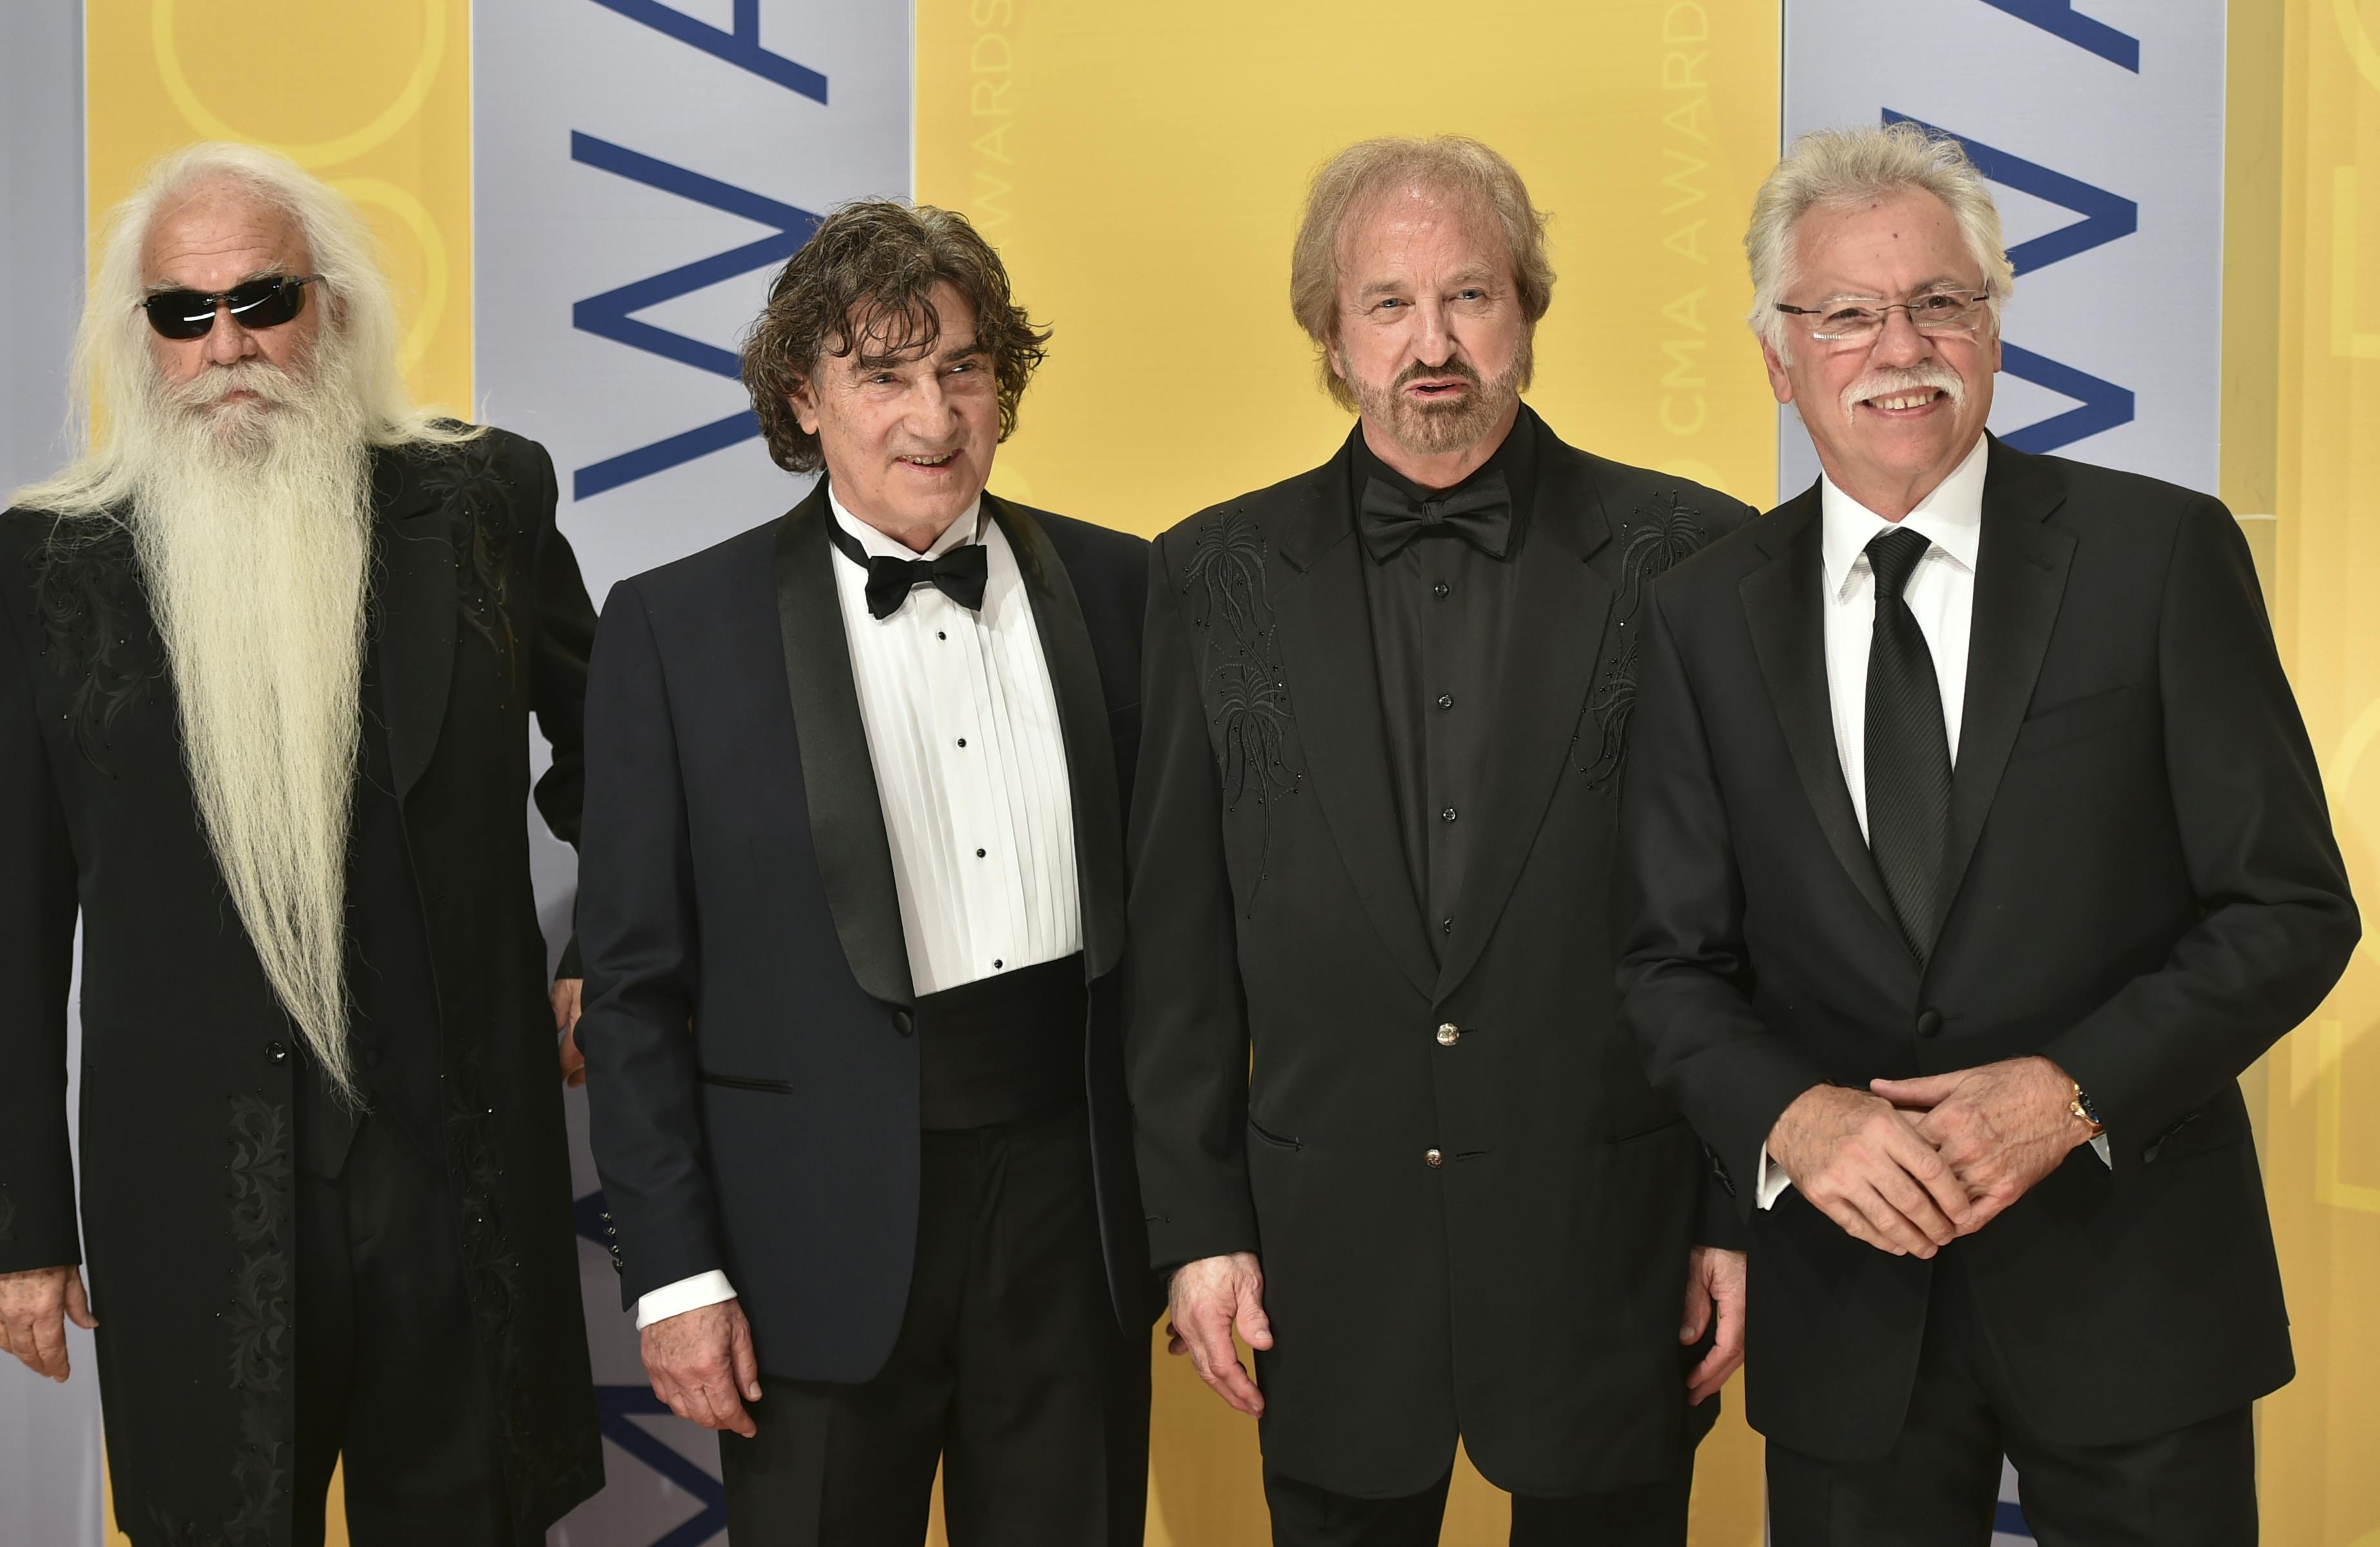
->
xmin=15 ymin=144 xmax=480 ymax=1103
xmin=15 ymin=140 xmax=475 ymax=519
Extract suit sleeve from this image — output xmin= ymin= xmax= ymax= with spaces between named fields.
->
xmin=1124 ymin=536 xmax=1261 ymax=1269
xmin=0 ymin=598 xmax=80 ymax=1274
xmin=520 ymin=439 xmax=596 ymax=978
xmin=576 ymin=582 xmax=728 ymax=1305
xmin=2041 ymin=498 xmax=2359 ymax=1159
xmin=1618 ymin=584 xmax=1829 ymax=1219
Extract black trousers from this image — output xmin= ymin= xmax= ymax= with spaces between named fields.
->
xmin=1765 ymin=1254 xmax=2256 ymax=1547
xmin=719 ymin=1101 xmax=1148 ymax=1546
xmin=292 ymin=1110 xmax=512 ymax=1547
xmin=1261 ymin=1462 xmax=1694 ymax=1547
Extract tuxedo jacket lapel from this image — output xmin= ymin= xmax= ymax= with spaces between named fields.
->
xmin=1270 ymin=453 xmax=1438 ymax=999
xmin=990 ymin=495 xmax=1127 ymax=982
xmin=1433 ymin=432 xmax=1613 ymax=1001
xmin=1741 ymin=487 xmax=1902 ymax=938
xmin=774 ymin=487 xmax=915 ymax=1007
xmin=1932 ymin=439 xmax=2073 ymax=945
xmin=372 ymin=448 xmax=456 ymax=804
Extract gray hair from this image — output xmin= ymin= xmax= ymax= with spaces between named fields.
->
xmin=1743 ymin=120 xmax=2015 ymax=359
xmin=1289 ymin=135 xmax=1555 ymax=410
xmin=14 ymin=140 xmax=475 ymax=518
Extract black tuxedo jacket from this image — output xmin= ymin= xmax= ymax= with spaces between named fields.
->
xmin=1618 ymin=437 xmax=2358 ymax=1463
xmin=1127 ymin=411 xmax=1755 ymax=1500
xmin=578 ymin=486 xmax=1160 ymax=1381
xmin=0 ymin=432 xmax=603 ymax=1543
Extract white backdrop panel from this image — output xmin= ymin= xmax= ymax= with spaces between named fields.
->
xmin=1779 ymin=0 xmax=2225 ymax=502
xmin=472 ymin=6 xmax=911 ymax=1544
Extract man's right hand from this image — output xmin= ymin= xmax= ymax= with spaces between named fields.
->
xmin=0 ymin=1266 xmax=96 ymax=1382
xmin=641 ymin=1298 xmax=762 ymax=1438
xmin=1166 ymin=1251 xmax=1272 ymax=1418
xmin=1768 ymin=1085 xmax=1970 ymax=1257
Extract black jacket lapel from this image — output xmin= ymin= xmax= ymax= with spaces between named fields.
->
xmin=1931 ymin=439 xmax=2073 ymax=945
xmin=1270 ymin=450 xmax=1437 ymax=999
xmin=372 ymin=448 xmax=455 ymax=804
xmin=990 ymin=496 xmax=1126 ymax=982
xmin=774 ymin=488 xmax=915 ymax=1007
xmin=1741 ymin=487 xmax=1901 ymax=936
xmin=1433 ymin=428 xmax=1613 ymax=1001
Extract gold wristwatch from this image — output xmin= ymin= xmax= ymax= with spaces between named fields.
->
xmin=2068 ymin=1082 xmax=2105 ymax=1137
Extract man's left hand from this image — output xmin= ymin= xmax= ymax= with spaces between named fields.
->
xmin=1679 ymin=1245 xmax=1746 ymax=1405
xmin=1869 ymin=1056 xmax=2096 ymax=1236
xmin=552 ymin=978 xmax=585 ymax=1087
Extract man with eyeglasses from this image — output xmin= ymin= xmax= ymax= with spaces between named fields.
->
xmin=0 ymin=143 xmax=601 ymax=1544
xmin=1618 ymin=120 xmax=2357 ymax=1543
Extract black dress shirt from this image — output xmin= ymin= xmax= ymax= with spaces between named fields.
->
xmin=1352 ymin=414 xmax=1538 ymax=956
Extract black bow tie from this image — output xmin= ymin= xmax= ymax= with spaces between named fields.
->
xmin=1356 ymin=470 xmax=1514 ymax=562
xmin=826 ymin=513 xmax=990 ymax=620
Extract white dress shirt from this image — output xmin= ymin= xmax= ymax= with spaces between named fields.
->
xmin=1757 ymin=436 xmax=2104 ymax=1210
xmin=636 ymin=488 xmax=1082 ymax=1327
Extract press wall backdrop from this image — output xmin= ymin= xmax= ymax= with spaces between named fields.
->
xmin=0 ymin=3 xmax=2372 ymax=1544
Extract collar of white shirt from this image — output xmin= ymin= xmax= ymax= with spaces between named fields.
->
xmin=825 ymin=484 xmax=987 ymax=564
xmin=1817 ymin=432 xmax=1989 ymax=600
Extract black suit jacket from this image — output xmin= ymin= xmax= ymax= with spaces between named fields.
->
xmin=0 ymin=432 xmax=603 ymax=1542
xmin=578 ymin=486 xmax=1160 ymax=1381
xmin=1618 ymin=437 xmax=2358 ymax=1462
xmin=1127 ymin=410 xmax=1754 ymax=1499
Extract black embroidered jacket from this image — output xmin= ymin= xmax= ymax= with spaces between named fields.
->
xmin=1123 ymin=408 xmax=1755 ymax=1501
xmin=0 ymin=430 xmax=601 ymax=1545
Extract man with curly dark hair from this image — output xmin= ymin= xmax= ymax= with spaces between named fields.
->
xmin=576 ymin=198 xmax=1157 ymax=1544
xmin=1126 ymin=137 xmax=1758 ymax=1545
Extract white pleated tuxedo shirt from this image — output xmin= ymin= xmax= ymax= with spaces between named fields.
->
xmin=636 ymin=488 xmax=1081 ymax=1327
xmin=1755 ymin=436 xmax=2107 ymax=1210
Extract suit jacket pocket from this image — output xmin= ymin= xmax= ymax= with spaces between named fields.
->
xmin=1611 ymin=1113 xmax=1689 ymax=1146
xmin=2010 ymin=681 xmax=2146 ymax=761
xmin=2144 ymin=1085 xmax=2252 ymax=1164
xmin=1247 ymin=1116 xmax=1303 ymax=1152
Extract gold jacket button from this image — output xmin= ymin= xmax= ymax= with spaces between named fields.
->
xmin=1436 ymin=1023 xmax=1460 ymax=1046
xmin=1424 ymin=1148 xmax=1444 ymax=1168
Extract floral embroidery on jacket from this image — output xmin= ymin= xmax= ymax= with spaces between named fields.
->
xmin=1578 ymin=491 xmax=1708 ymax=788
xmin=27 ymin=519 xmax=160 ymax=767
xmin=1183 ymin=507 xmax=1303 ymax=910
xmin=220 ymin=1094 xmax=292 ymax=1547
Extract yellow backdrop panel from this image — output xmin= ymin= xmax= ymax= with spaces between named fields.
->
xmin=83 ymin=4 xmax=475 ymax=1541
xmin=2254 ymin=1 xmax=2380 ymax=1543
xmin=916 ymin=3 xmax=1779 ymax=1542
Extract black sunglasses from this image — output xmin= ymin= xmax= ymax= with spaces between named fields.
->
xmin=140 ymin=274 xmax=323 ymax=341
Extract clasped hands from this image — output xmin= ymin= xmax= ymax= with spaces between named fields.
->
xmin=1767 ymin=1055 xmax=2099 ymax=1258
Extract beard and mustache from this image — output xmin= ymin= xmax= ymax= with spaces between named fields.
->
xmin=119 ymin=343 xmax=375 ymax=1101
xmin=1341 ymin=334 xmax=1533 ymax=461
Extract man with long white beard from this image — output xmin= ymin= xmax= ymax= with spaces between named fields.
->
xmin=0 ymin=143 xmax=602 ymax=1546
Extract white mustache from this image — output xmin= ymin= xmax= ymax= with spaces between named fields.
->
xmin=167 ymin=360 xmax=298 ymax=412
xmin=1840 ymin=363 xmax=1964 ymax=426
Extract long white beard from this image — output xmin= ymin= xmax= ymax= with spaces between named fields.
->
xmin=122 ymin=356 xmax=374 ymax=1101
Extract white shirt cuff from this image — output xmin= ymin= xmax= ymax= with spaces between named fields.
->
xmin=1757 ymin=1134 xmax=2113 ymax=1213
xmin=634 ymin=1270 xmax=737 ymax=1329
xmin=1755 ymin=1144 xmax=1793 ymax=1210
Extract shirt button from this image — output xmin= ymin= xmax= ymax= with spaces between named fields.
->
xmin=1436 ymin=694 xmax=1455 ymax=711
xmin=1433 ymin=582 xmax=1451 ymax=600
xmin=994 ymin=959 xmax=1004 ymax=970
xmin=1440 ymin=806 xmax=1458 ymax=823
xmin=1424 ymin=1148 xmax=1444 ymax=1168
xmin=938 ymin=631 xmax=947 ymax=640
xmin=976 ymin=848 xmax=987 ymax=858
xmin=957 ymin=737 xmax=967 ymax=748
xmin=263 ymin=1040 xmax=288 ymax=1066
xmin=1436 ymin=1023 xmax=1460 ymax=1047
